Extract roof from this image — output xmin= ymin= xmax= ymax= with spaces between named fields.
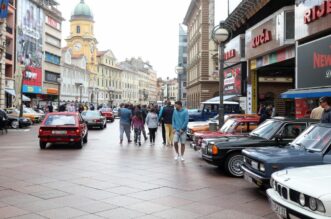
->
xmin=97 ymin=51 xmax=107 ymax=57
xmin=183 ymin=0 xmax=197 ymax=25
xmin=71 ymin=0 xmax=93 ymax=20
xmin=46 ymin=112 xmax=79 ymax=116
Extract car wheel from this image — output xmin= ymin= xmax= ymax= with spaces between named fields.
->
xmin=39 ymin=141 xmax=47 ymax=149
xmin=104 ymin=123 xmax=107 ymax=128
xmin=224 ymin=152 xmax=244 ymax=177
xmin=76 ymin=138 xmax=83 ymax=149
xmin=83 ymin=132 xmax=88 ymax=143
xmin=100 ymin=125 xmax=104 ymax=130
xmin=11 ymin=120 xmax=19 ymax=129
xmin=111 ymin=119 xmax=114 ymax=123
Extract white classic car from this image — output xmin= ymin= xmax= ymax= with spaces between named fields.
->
xmin=267 ymin=165 xmax=331 ymax=219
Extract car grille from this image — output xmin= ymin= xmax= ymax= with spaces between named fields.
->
xmin=274 ymin=180 xmax=289 ymax=200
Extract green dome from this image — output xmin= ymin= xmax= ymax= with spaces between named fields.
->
xmin=71 ymin=0 xmax=93 ymax=20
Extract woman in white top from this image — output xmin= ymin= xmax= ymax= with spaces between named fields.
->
xmin=145 ymin=108 xmax=158 ymax=145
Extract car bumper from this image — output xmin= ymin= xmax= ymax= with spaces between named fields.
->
xmin=87 ymin=122 xmax=104 ymax=127
xmin=202 ymin=153 xmax=223 ymax=166
xmin=241 ymin=165 xmax=269 ymax=188
xmin=267 ymin=189 xmax=326 ymax=219
xmin=190 ymin=142 xmax=201 ymax=151
xmin=39 ymin=136 xmax=81 ymax=143
xmin=20 ymin=121 xmax=32 ymax=127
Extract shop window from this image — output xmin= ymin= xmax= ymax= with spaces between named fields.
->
xmin=285 ymin=11 xmax=294 ymax=40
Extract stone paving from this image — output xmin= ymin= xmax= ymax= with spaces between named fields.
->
xmin=0 ymin=120 xmax=277 ymax=219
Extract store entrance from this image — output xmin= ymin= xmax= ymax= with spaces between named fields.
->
xmin=257 ymin=59 xmax=295 ymax=117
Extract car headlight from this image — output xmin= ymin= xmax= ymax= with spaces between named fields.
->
xmin=259 ymin=163 xmax=265 ymax=172
xmin=270 ymin=178 xmax=274 ymax=189
xmin=243 ymin=156 xmax=246 ymax=163
xmin=309 ymin=197 xmax=317 ymax=211
xmin=299 ymin=193 xmax=305 ymax=206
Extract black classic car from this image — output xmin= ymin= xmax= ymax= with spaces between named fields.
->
xmin=0 ymin=109 xmax=32 ymax=129
xmin=201 ymin=118 xmax=318 ymax=177
xmin=242 ymin=123 xmax=331 ymax=189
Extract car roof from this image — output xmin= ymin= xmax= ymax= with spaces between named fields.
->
xmin=47 ymin=112 xmax=79 ymax=116
xmin=270 ymin=117 xmax=319 ymax=123
xmin=231 ymin=117 xmax=259 ymax=122
xmin=314 ymin=123 xmax=331 ymax=128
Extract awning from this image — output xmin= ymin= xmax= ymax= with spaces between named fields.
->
xmin=281 ymin=87 xmax=331 ymax=99
xmin=5 ymin=89 xmax=31 ymax=101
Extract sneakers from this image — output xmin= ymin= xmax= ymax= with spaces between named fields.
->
xmin=174 ymin=155 xmax=180 ymax=160
xmin=174 ymin=155 xmax=185 ymax=162
xmin=180 ymin=156 xmax=185 ymax=162
xmin=139 ymin=142 xmax=141 ymax=146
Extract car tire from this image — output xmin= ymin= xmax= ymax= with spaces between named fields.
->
xmin=83 ymin=132 xmax=88 ymax=143
xmin=76 ymin=138 xmax=83 ymax=149
xmin=11 ymin=120 xmax=19 ymax=129
xmin=39 ymin=141 xmax=47 ymax=149
xmin=224 ymin=152 xmax=244 ymax=177
xmin=104 ymin=123 xmax=107 ymax=128
xmin=100 ymin=125 xmax=104 ymax=130
xmin=111 ymin=119 xmax=114 ymax=123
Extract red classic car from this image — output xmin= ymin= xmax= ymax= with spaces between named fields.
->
xmin=38 ymin=112 xmax=88 ymax=149
xmin=190 ymin=117 xmax=259 ymax=151
xmin=100 ymin=108 xmax=114 ymax=122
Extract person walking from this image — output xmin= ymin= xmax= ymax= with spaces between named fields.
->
xmin=320 ymin=97 xmax=331 ymax=123
xmin=310 ymin=103 xmax=324 ymax=120
xmin=119 ymin=104 xmax=132 ymax=144
xmin=158 ymin=101 xmax=168 ymax=145
xmin=141 ymin=105 xmax=148 ymax=140
xmin=132 ymin=110 xmax=144 ymax=146
xmin=172 ymin=101 xmax=189 ymax=161
xmin=161 ymin=101 xmax=174 ymax=146
xmin=145 ymin=107 xmax=158 ymax=145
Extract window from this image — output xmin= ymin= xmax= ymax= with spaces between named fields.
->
xmin=45 ymin=71 xmax=59 ymax=83
xmin=45 ymin=52 xmax=60 ymax=65
xmin=285 ymin=11 xmax=294 ymax=40
xmin=77 ymin=26 xmax=80 ymax=33
xmin=281 ymin=123 xmax=307 ymax=139
xmin=183 ymin=82 xmax=187 ymax=87
xmin=46 ymin=34 xmax=61 ymax=47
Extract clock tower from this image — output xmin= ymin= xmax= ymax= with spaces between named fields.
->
xmin=66 ymin=0 xmax=98 ymax=76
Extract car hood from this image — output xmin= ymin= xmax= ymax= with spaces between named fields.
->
xmin=83 ymin=116 xmax=102 ymax=120
xmin=214 ymin=135 xmax=269 ymax=148
xmin=273 ymin=165 xmax=331 ymax=199
xmin=188 ymin=122 xmax=208 ymax=129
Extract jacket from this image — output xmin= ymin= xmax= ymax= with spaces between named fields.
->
xmin=172 ymin=108 xmax=189 ymax=131
xmin=145 ymin=112 xmax=158 ymax=128
xmin=161 ymin=106 xmax=174 ymax=124
xmin=321 ymin=108 xmax=331 ymax=123
xmin=310 ymin=106 xmax=324 ymax=120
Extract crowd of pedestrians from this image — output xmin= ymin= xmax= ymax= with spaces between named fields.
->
xmin=118 ymin=100 xmax=189 ymax=161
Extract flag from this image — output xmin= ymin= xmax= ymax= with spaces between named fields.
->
xmin=0 ymin=0 xmax=9 ymax=19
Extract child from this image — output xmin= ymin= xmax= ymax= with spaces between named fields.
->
xmin=131 ymin=111 xmax=144 ymax=146
xmin=145 ymin=108 xmax=158 ymax=145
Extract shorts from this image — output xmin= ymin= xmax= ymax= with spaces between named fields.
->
xmin=174 ymin=131 xmax=187 ymax=144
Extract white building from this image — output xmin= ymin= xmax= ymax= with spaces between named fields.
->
xmin=61 ymin=48 xmax=89 ymax=103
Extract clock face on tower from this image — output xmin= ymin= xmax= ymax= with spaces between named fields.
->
xmin=74 ymin=42 xmax=82 ymax=51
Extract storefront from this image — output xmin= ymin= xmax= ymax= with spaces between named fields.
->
xmin=281 ymin=0 xmax=331 ymax=118
xmin=246 ymin=6 xmax=296 ymax=116
xmin=223 ymin=34 xmax=247 ymax=112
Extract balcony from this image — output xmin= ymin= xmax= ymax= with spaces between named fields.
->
xmin=6 ymin=26 xmax=13 ymax=35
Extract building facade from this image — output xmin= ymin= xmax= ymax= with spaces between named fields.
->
xmin=176 ymin=24 xmax=187 ymax=106
xmin=184 ymin=0 xmax=218 ymax=109
xmin=65 ymin=0 xmax=98 ymax=105
xmin=61 ymin=48 xmax=89 ymax=103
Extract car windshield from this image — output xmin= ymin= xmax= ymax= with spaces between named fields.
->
xmin=249 ymin=120 xmax=282 ymax=139
xmin=100 ymin=108 xmax=111 ymax=112
xmin=82 ymin=111 xmax=100 ymax=117
xmin=291 ymin=125 xmax=331 ymax=152
xmin=45 ymin=115 xmax=76 ymax=126
xmin=220 ymin=119 xmax=237 ymax=132
xmin=24 ymin=108 xmax=36 ymax=114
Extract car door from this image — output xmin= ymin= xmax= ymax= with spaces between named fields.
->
xmin=79 ymin=114 xmax=87 ymax=137
xmin=277 ymin=123 xmax=307 ymax=146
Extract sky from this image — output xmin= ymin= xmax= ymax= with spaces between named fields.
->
xmin=57 ymin=0 xmax=240 ymax=79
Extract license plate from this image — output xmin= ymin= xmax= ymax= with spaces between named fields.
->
xmin=251 ymin=161 xmax=258 ymax=170
xmin=244 ymin=173 xmax=253 ymax=184
xmin=52 ymin=130 xmax=67 ymax=135
xmin=270 ymin=199 xmax=287 ymax=218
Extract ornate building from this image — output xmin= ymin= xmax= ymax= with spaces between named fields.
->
xmin=65 ymin=0 xmax=98 ymax=104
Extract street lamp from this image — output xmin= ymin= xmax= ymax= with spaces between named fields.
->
xmin=95 ymin=88 xmax=99 ymax=107
xmin=175 ymin=66 xmax=184 ymax=101
xmin=212 ymin=21 xmax=231 ymax=128
xmin=57 ymin=77 xmax=63 ymax=111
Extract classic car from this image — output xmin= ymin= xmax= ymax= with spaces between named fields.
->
xmin=201 ymin=118 xmax=318 ymax=177
xmin=112 ymin=108 xmax=119 ymax=118
xmin=38 ymin=112 xmax=88 ymax=149
xmin=81 ymin=110 xmax=107 ymax=129
xmin=242 ymin=123 xmax=331 ymax=189
xmin=5 ymin=108 xmax=42 ymax=123
xmin=190 ymin=117 xmax=259 ymax=151
xmin=7 ymin=114 xmax=32 ymax=129
xmin=24 ymin=108 xmax=45 ymax=122
xmin=187 ymin=114 xmax=259 ymax=139
xmin=100 ymin=108 xmax=114 ymax=122
xmin=267 ymin=165 xmax=331 ymax=219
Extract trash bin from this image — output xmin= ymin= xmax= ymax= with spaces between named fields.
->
xmin=209 ymin=122 xmax=218 ymax=131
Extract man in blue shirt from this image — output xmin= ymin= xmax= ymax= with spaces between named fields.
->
xmin=119 ymin=103 xmax=132 ymax=144
xmin=172 ymin=101 xmax=189 ymax=161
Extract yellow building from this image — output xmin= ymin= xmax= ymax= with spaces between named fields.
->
xmin=65 ymin=0 xmax=98 ymax=104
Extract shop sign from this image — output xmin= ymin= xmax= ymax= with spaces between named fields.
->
xmin=47 ymin=88 xmax=58 ymax=95
xmin=46 ymin=16 xmax=61 ymax=30
xmin=224 ymin=49 xmax=236 ymax=60
xmin=223 ymin=63 xmax=246 ymax=96
xmin=251 ymin=29 xmax=272 ymax=48
xmin=304 ymin=0 xmax=331 ymax=24
xmin=295 ymin=99 xmax=309 ymax=119
xmin=297 ymin=34 xmax=331 ymax=88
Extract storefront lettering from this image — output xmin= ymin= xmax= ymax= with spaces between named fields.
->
xmin=314 ymin=52 xmax=331 ymax=68
xmin=251 ymin=29 xmax=272 ymax=48
xmin=224 ymin=49 xmax=236 ymax=60
xmin=304 ymin=0 xmax=331 ymax=24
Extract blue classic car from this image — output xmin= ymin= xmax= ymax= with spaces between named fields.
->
xmin=242 ymin=123 xmax=331 ymax=189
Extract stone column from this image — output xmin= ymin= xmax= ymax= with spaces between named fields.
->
xmin=0 ymin=20 xmax=6 ymax=109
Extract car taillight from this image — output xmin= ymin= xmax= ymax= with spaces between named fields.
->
xmin=96 ymin=119 xmax=101 ymax=122
xmin=76 ymin=129 xmax=80 ymax=134
xmin=39 ymin=129 xmax=44 ymax=134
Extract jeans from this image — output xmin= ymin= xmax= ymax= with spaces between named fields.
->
xmin=161 ymin=121 xmax=166 ymax=143
xmin=142 ymin=125 xmax=147 ymax=139
xmin=134 ymin=128 xmax=142 ymax=143
xmin=120 ymin=124 xmax=131 ymax=141
xmin=149 ymin=128 xmax=157 ymax=143
xmin=165 ymin=124 xmax=174 ymax=145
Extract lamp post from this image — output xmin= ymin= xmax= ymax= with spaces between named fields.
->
xmin=17 ymin=64 xmax=25 ymax=118
xmin=95 ymin=88 xmax=99 ymax=107
xmin=175 ymin=66 xmax=184 ymax=101
xmin=212 ymin=21 xmax=231 ymax=128
xmin=57 ymin=77 xmax=63 ymax=111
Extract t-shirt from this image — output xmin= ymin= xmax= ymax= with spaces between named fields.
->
xmin=119 ymin=108 xmax=132 ymax=125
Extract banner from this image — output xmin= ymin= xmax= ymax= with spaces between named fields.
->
xmin=0 ymin=0 xmax=9 ymax=19
xmin=16 ymin=0 xmax=44 ymax=94
xmin=224 ymin=64 xmax=242 ymax=95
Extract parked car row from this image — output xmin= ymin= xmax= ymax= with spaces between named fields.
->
xmin=189 ymin=115 xmax=331 ymax=219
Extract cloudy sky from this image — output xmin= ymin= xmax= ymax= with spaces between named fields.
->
xmin=58 ymin=0 xmax=240 ymax=79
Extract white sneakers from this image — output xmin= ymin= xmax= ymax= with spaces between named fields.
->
xmin=174 ymin=154 xmax=185 ymax=162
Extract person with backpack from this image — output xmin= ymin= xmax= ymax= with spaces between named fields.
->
xmin=160 ymin=100 xmax=174 ymax=146
xmin=145 ymin=107 xmax=158 ymax=146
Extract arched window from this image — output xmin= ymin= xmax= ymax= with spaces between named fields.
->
xmin=76 ymin=26 xmax=80 ymax=33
